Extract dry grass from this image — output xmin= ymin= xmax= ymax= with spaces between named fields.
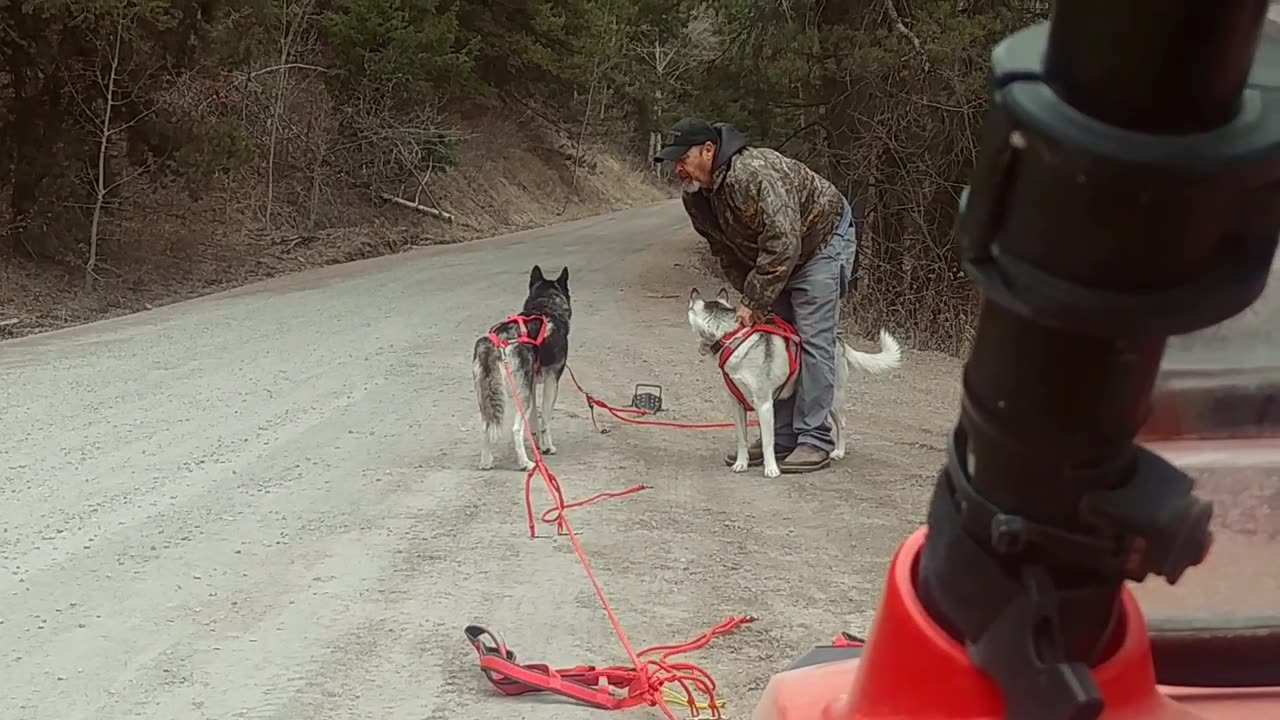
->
xmin=0 ymin=103 xmax=674 ymax=340
xmin=428 ymin=111 xmax=669 ymax=240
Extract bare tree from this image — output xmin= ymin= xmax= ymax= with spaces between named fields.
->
xmin=69 ymin=5 xmax=157 ymax=287
xmin=264 ymin=0 xmax=318 ymax=230
xmin=633 ymin=8 xmax=724 ymax=176
xmin=229 ymin=32 xmax=330 ymax=232
xmin=331 ymin=86 xmax=468 ymax=224
xmin=566 ymin=59 xmax=602 ymax=200
xmin=304 ymin=110 xmax=338 ymax=230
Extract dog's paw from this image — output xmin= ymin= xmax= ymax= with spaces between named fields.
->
xmin=830 ymin=448 xmax=846 ymax=461
xmin=541 ymin=442 xmax=558 ymax=455
xmin=763 ymin=463 xmax=781 ymax=478
xmin=518 ymin=458 xmax=536 ymax=471
xmin=731 ymin=458 xmax=750 ymax=473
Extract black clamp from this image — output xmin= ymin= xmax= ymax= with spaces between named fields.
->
xmin=938 ymin=419 xmax=1214 ymax=720
xmin=959 ymin=24 xmax=1280 ymax=338
xmin=929 ymin=424 xmax=1107 ymax=720
xmin=1078 ymin=449 xmax=1215 ymax=584
xmin=923 ymin=428 xmax=1100 ymax=720
xmin=948 ymin=420 xmax=1214 ymax=586
xmin=967 ymin=565 xmax=1103 ymax=720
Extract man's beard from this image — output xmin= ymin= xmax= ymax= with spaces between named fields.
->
xmin=680 ymin=177 xmax=702 ymax=193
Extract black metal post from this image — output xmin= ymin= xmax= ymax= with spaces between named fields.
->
xmin=1045 ymin=0 xmax=1267 ymax=134
xmin=913 ymin=2 xmax=1280 ymax=718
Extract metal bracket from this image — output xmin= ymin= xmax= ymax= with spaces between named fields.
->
xmin=630 ymin=384 xmax=664 ymax=414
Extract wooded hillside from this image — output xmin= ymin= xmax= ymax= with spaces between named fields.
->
xmin=0 ymin=0 xmax=1048 ymax=349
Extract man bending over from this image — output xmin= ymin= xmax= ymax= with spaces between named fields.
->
xmin=655 ymin=116 xmax=858 ymax=474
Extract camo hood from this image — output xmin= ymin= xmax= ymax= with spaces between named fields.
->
xmin=681 ymin=124 xmax=848 ymax=315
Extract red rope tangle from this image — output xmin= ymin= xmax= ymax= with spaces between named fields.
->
xmin=564 ymin=365 xmax=761 ymax=431
xmin=478 ymin=355 xmax=751 ymax=718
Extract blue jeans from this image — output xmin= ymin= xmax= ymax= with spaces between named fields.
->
xmin=769 ymin=200 xmax=857 ymax=453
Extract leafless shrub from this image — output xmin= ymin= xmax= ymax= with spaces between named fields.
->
xmin=329 ymin=85 xmax=470 ymax=213
xmin=66 ymin=5 xmax=163 ymax=286
xmin=813 ymin=3 xmax=1022 ymax=354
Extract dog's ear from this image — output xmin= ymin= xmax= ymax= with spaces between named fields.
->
xmin=689 ymin=287 xmax=702 ymax=304
xmin=529 ymin=264 xmax=545 ymax=289
xmin=716 ymin=287 xmax=730 ymax=302
xmin=555 ymin=266 xmax=569 ymax=292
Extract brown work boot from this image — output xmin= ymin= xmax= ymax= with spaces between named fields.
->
xmin=724 ymin=438 xmax=794 ymax=467
xmin=778 ymin=443 xmax=831 ymax=474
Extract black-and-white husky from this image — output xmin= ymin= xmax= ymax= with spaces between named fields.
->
xmin=472 ymin=265 xmax=572 ymax=470
xmin=687 ymin=287 xmax=902 ymax=478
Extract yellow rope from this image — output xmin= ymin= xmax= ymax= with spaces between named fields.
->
xmin=661 ymin=686 xmax=728 ymax=715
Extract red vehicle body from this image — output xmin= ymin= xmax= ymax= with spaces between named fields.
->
xmin=753 ymin=351 xmax=1280 ymax=720
xmin=747 ymin=4 xmax=1280 ymax=716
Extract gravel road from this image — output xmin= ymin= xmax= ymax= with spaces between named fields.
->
xmin=1 ymin=201 xmax=959 ymax=720
xmin=4 ymin=199 xmax=1272 ymax=720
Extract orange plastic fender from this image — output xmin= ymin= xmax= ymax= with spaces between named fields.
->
xmin=752 ymin=528 xmax=1279 ymax=720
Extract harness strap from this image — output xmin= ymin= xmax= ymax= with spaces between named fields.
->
xmin=465 ymin=625 xmax=650 ymax=710
xmin=488 ymin=314 xmax=550 ymax=349
xmin=713 ymin=316 xmax=802 ymax=411
xmin=487 ymin=314 xmax=551 ymax=373
xmin=832 ymin=631 xmax=867 ymax=648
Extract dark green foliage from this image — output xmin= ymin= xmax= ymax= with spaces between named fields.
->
xmin=0 ymin=0 xmax=1048 ymax=347
xmin=322 ymin=0 xmax=475 ymax=101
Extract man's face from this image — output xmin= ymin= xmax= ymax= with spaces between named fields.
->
xmin=674 ymin=142 xmax=716 ymax=192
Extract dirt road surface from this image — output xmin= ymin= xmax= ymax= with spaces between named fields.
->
xmin=2 ymin=201 xmax=962 ymax=720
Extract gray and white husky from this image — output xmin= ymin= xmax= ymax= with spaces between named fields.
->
xmin=686 ymin=287 xmax=903 ymax=478
xmin=472 ymin=265 xmax=572 ymax=470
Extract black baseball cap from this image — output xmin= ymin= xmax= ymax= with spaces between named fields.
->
xmin=653 ymin=117 xmax=719 ymax=163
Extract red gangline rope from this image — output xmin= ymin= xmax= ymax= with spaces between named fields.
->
xmin=564 ymin=365 xmax=761 ymax=431
xmin=538 ymin=484 xmax=652 ymax=527
xmin=499 ymin=359 xmax=750 ymax=718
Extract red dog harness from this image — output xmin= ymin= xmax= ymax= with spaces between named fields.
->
xmin=488 ymin=313 xmax=549 ymax=350
xmin=488 ymin=313 xmax=550 ymax=373
xmin=465 ymin=625 xmax=652 ymax=711
xmin=465 ymin=618 xmax=752 ymax=715
xmin=711 ymin=316 xmax=802 ymax=411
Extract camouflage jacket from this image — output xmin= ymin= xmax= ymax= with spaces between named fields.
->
xmin=681 ymin=123 xmax=848 ymax=315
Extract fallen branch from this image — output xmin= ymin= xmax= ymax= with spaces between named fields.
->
xmin=378 ymin=192 xmax=455 ymax=223
xmin=239 ymin=62 xmax=330 ymax=80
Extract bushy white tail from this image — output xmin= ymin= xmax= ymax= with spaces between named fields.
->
xmin=472 ymin=338 xmax=506 ymax=430
xmin=842 ymin=329 xmax=903 ymax=374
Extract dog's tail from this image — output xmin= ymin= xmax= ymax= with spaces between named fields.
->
xmin=472 ymin=336 xmax=505 ymax=440
xmin=842 ymin=329 xmax=903 ymax=375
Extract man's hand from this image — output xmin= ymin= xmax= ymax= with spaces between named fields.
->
xmin=735 ymin=303 xmax=758 ymax=327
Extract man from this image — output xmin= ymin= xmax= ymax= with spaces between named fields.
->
xmin=655 ymin=116 xmax=858 ymax=474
